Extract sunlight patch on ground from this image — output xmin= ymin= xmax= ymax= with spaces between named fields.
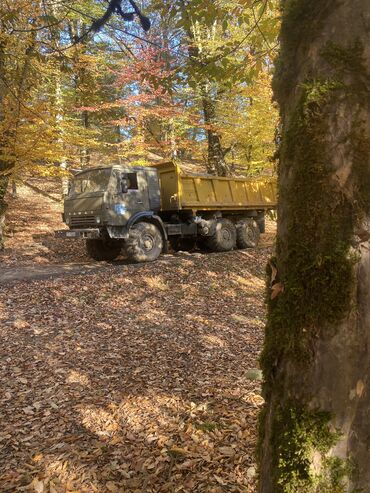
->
xmin=78 ymin=405 xmax=121 ymax=438
xmin=143 ymin=276 xmax=169 ymax=291
xmin=232 ymin=274 xmax=265 ymax=290
xmin=202 ymin=334 xmax=227 ymax=348
xmin=66 ymin=370 xmax=91 ymax=386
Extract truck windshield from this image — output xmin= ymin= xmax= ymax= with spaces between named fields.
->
xmin=70 ymin=169 xmax=111 ymax=195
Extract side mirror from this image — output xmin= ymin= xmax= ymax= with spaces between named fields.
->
xmin=120 ymin=179 xmax=128 ymax=194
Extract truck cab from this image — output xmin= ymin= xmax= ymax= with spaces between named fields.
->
xmin=64 ymin=166 xmax=161 ymax=230
xmin=57 ymin=165 xmax=168 ymax=262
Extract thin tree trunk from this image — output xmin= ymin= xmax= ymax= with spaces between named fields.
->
xmin=0 ymin=36 xmax=8 ymax=249
xmin=80 ymin=110 xmax=90 ymax=167
xmin=71 ymin=21 xmax=90 ymax=168
xmin=259 ymin=1 xmax=370 ymax=492
xmin=11 ymin=181 xmax=17 ymax=199
xmin=51 ymin=3 xmax=69 ymax=196
xmin=201 ymin=90 xmax=230 ymax=176
xmin=55 ymin=79 xmax=69 ymax=197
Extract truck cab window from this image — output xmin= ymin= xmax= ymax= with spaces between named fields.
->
xmin=70 ymin=169 xmax=111 ymax=195
xmin=126 ymin=173 xmax=138 ymax=190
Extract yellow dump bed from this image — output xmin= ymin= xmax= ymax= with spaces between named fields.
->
xmin=151 ymin=161 xmax=277 ymax=212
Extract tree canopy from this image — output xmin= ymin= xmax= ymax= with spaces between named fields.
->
xmin=0 ymin=0 xmax=279 ymax=187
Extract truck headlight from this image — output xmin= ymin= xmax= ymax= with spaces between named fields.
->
xmin=96 ymin=216 xmax=101 ymax=224
xmin=114 ymin=204 xmax=126 ymax=215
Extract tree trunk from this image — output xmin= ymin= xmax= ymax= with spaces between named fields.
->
xmin=202 ymin=91 xmax=230 ymax=176
xmin=259 ymin=1 xmax=370 ymax=492
xmin=71 ymin=21 xmax=91 ymax=168
xmin=0 ymin=36 xmax=8 ymax=250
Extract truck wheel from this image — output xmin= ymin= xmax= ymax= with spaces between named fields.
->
xmin=86 ymin=238 xmax=122 ymax=261
xmin=126 ymin=222 xmax=163 ymax=262
xmin=236 ymin=219 xmax=260 ymax=248
xmin=170 ymin=237 xmax=197 ymax=252
xmin=205 ymin=218 xmax=236 ymax=252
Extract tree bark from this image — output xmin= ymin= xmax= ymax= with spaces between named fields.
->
xmin=259 ymin=1 xmax=370 ymax=492
xmin=0 ymin=36 xmax=8 ymax=250
xmin=201 ymin=89 xmax=230 ymax=176
xmin=70 ymin=20 xmax=91 ymax=168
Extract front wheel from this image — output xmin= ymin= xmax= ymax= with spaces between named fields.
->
xmin=86 ymin=238 xmax=122 ymax=261
xmin=126 ymin=222 xmax=163 ymax=263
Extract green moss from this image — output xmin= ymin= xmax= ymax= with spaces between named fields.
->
xmin=351 ymin=129 xmax=370 ymax=212
xmin=194 ymin=421 xmax=218 ymax=432
xmin=271 ymin=404 xmax=344 ymax=492
xmin=318 ymin=456 xmax=354 ymax=492
xmin=322 ymin=41 xmax=369 ymax=79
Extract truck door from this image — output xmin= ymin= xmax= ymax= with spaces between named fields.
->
xmin=124 ymin=170 xmax=150 ymax=213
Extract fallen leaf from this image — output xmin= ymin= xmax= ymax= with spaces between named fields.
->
xmin=271 ymin=282 xmax=284 ymax=300
xmin=219 ymin=446 xmax=235 ymax=457
xmin=32 ymin=478 xmax=44 ymax=493
xmin=106 ymin=482 xmax=118 ymax=492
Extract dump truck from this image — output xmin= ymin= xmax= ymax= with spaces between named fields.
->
xmin=55 ymin=161 xmax=277 ymax=262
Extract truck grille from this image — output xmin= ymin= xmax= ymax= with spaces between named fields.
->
xmin=70 ymin=215 xmax=97 ymax=228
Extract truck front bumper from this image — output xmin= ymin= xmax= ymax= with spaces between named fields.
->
xmin=55 ymin=228 xmax=101 ymax=239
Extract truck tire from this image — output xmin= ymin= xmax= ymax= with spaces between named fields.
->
xmin=236 ymin=218 xmax=260 ymax=248
xmin=86 ymin=238 xmax=122 ymax=261
xmin=126 ymin=222 xmax=163 ymax=262
xmin=169 ymin=237 xmax=197 ymax=252
xmin=205 ymin=218 xmax=236 ymax=252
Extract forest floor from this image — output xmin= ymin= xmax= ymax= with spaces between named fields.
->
xmin=0 ymin=179 xmax=276 ymax=493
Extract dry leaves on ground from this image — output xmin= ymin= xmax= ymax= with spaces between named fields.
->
xmin=0 ymin=249 xmax=271 ymax=493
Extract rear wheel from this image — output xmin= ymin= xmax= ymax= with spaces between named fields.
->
xmin=236 ymin=218 xmax=260 ymax=248
xmin=205 ymin=218 xmax=236 ymax=252
xmin=169 ymin=237 xmax=197 ymax=252
xmin=86 ymin=238 xmax=122 ymax=261
xmin=126 ymin=222 xmax=163 ymax=263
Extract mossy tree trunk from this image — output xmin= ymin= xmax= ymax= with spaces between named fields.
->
xmin=259 ymin=1 xmax=370 ymax=492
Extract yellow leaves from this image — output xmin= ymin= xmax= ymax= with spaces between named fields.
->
xmin=216 ymin=70 xmax=279 ymax=173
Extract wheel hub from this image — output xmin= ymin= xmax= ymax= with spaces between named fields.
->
xmin=142 ymin=234 xmax=154 ymax=251
xmin=222 ymin=229 xmax=231 ymax=241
